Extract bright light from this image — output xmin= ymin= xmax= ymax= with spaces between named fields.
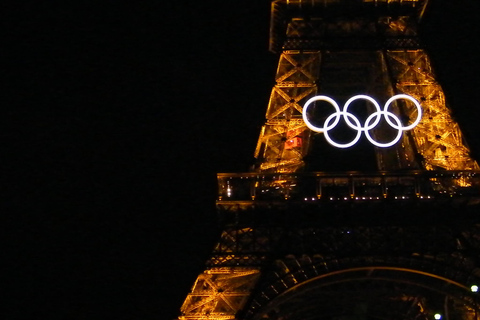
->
xmin=434 ymin=314 xmax=442 ymax=320
xmin=302 ymin=96 xmax=341 ymax=133
xmin=384 ymin=94 xmax=422 ymax=130
xmin=364 ymin=110 xmax=403 ymax=147
xmin=302 ymin=94 xmax=422 ymax=148
xmin=472 ymin=285 xmax=479 ymax=292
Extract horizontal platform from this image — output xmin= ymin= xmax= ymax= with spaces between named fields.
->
xmin=269 ymin=0 xmax=429 ymax=52
xmin=271 ymin=0 xmax=428 ymax=17
xmin=217 ymin=170 xmax=480 ymax=203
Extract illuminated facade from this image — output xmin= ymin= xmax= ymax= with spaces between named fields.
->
xmin=178 ymin=1 xmax=480 ymax=319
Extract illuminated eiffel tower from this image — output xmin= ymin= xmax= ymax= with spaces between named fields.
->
xmin=177 ymin=1 xmax=480 ymax=319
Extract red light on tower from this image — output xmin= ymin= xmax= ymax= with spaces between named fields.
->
xmin=285 ymin=136 xmax=302 ymax=149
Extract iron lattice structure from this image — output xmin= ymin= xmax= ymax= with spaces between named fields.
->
xmin=178 ymin=1 xmax=480 ymax=320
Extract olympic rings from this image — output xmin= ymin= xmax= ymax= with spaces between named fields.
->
xmin=302 ymin=94 xmax=422 ymax=148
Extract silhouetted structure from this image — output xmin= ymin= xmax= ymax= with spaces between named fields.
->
xmin=178 ymin=1 xmax=480 ymax=319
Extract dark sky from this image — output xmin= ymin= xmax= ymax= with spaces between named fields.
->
xmin=7 ymin=1 xmax=480 ymax=320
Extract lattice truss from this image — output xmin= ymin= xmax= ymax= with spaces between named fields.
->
xmin=242 ymin=226 xmax=480 ymax=320
xmin=248 ymin=268 xmax=474 ymax=320
xmin=208 ymin=227 xmax=274 ymax=267
xmin=179 ymin=268 xmax=260 ymax=320
xmin=254 ymin=50 xmax=320 ymax=172
xmin=386 ymin=49 xmax=479 ymax=171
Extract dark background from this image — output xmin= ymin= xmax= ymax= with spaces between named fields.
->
xmin=6 ymin=1 xmax=480 ymax=319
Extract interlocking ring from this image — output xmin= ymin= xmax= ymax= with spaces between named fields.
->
xmin=302 ymin=94 xmax=422 ymax=148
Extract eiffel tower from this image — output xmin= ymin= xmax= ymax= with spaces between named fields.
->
xmin=177 ymin=1 xmax=480 ymax=319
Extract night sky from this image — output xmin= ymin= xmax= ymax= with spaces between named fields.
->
xmin=7 ymin=1 xmax=480 ymax=319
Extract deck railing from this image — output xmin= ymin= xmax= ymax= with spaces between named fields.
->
xmin=217 ymin=171 xmax=480 ymax=202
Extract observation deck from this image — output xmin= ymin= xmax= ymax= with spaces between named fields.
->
xmin=216 ymin=170 xmax=480 ymax=225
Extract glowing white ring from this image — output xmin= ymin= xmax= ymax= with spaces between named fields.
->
xmin=324 ymin=111 xmax=362 ymax=148
xmin=302 ymin=94 xmax=422 ymax=148
xmin=364 ymin=111 xmax=403 ymax=148
xmin=384 ymin=94 xmax=422 ymax=131
xmin=343 ymin=95 xmax=382 ymax=131
xmin=302 ymin=96 xmax=341 ymax=133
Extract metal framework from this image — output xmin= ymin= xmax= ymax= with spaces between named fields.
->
xmin=177 ymin=1 xmax=480 ymax=320
xmin=179 ymin=268 xmax=260 ymax=320
xmin=255 ymin=1 xmax=478 ymax=173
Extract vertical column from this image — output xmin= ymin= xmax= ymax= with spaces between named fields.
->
xmin=382 ymin=16 xmax=478 ymax=170
xmin=386 ymin=49 xmax=479 ymax=170
xmin=254 ymin=49 xmax=320 ymax=173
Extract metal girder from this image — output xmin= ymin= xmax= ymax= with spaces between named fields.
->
xmin=183 ymin=182 xmax=480 ymax=316
xmin=269 ymin=0 xmax=430 ymax=53
xmin=208 ymin=228 xmax=273 ymax=267
xmin=385 ymin=49 xmax=479 ymax=171
xmin=195 ymin=224 xmax=480 ymax=319
xmin=179 ymin=268 xmax=261 ymax=320
xmin=256 ymin=51 xmax=320 ymax=173
xmin=248 ymin=271 xmax=471 ymax=320
xmin=245 ymin=260 xmax=479 ymax=320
